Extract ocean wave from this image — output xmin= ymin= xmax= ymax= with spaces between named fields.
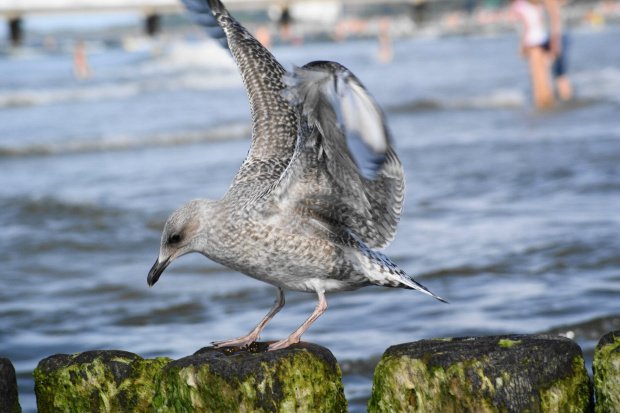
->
xmin=419 ymin=264 xmax=506 ymax=280
xmin=0 ymin=83 xmax=141 ymax=108
xmin=0 ymin=123 xmax=251 ymax=157
xmin=389 ymin=64 xmax=620 ymax=113
xmin=1 ymin=194 xmax=122 ymax=225
xmin=573 ymin=66 xmax=620 ymax=103
xmin=542 ymin=315 xmax=620 ymax=342
xmin=0 ymin=71 xmax=241 ymax=109
xmin=0 ymin=40 xmax=240 ymax=109
xmin=444 ymin=89 xmax=528 ymax=109
xmin=1 ymin=195 xmax=117 ymax=253
xmin=145 ymin=40 xmax=236 ymax=71
xmin=389 ymin=89 xmax=527 ymax=112
xmin=0 ymin=194 xmax=147 ymax=257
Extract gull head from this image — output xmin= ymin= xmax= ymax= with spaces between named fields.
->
xmin=148 ymin=199 xmax=207 ymax=287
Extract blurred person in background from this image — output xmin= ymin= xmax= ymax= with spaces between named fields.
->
xmin=545 ymin=0 xmax=573 ymax=101
xmin=73 ymin=39 xmax=93 ymax=80
xmin=510 ymin=0 xmax=572 ymax=109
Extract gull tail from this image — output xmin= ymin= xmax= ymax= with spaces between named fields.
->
xmin=398 ymin=273 xmax=449 ymax=304
xmin=350 ymin=230 xmax=448 ymax=303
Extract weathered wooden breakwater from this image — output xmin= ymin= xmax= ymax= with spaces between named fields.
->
xmin=33 ymin=343 xmax=346 ymax=412
xmin=2 ymin=331 xmax=619 ymax=412
xmin=368 ymin=334 xmax=592 ymax=412
xmin=0 ymin=357 xmax=21 ymax=413
xmin=593 ymin=330 xmax=620 ymax=413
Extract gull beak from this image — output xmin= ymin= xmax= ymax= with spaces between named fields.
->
xmin=147 ymin=256 xmax=170 ymax=287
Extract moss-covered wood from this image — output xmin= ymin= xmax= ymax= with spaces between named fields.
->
xmin=154 ymin=342 xmax=347 ymax=412
xmin=368 ymin=334 xmax=592 ymax=413
xmin=34 ymin=350 xmax=171 ymax=413
xmin=593 ymin=330 xmax=620 ymax=413
xmin=0 ymin=357 xmax=21 ymax=413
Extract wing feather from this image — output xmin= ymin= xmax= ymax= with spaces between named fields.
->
xmin=179 ymin=0 xmax=227 ymax=47
xmin=181 ymin=0 xmax=298 ymax=200
xmin=277 ymin=61 xmax=405 ymax=249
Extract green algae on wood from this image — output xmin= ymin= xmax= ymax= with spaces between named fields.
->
xmin=368 ymin=334 xmax=592 ymax=413
xmin=34 ymin=350 xmax=171 ymax=413
xmin=498 ymin=339 xmax=521 ymax=348
xmin=593 ymin=330 xmax=620 ymax=413
xmin=0 ymin=357 xmax=22 ymax=413
xmin=154 ymin=342 xmax=347 ymax=412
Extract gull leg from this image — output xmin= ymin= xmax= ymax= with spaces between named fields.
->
xmin=213 ymin=287 xmax=285 ymax=348
xmin=268 ymin=291 xmax=327 ymax=351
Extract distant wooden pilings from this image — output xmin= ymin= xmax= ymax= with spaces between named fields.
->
xmin=8 ymin=18 xmax=23 ymax=47
xmin=1 ymin=331 xmax=618 ymax=412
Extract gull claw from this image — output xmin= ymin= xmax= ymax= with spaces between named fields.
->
xmin=212 ymin=334 xmax=258 ymax=349
xmin=267 ymin=336 xmax=300 ymax=351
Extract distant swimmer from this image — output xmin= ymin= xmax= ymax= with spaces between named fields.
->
xmin=254 ymin=26 xmax=272 ymax=49
xmin=73 ymin=39 xmax=93 ymax=80
xmin=377 ymin=18 xmax=394 ymax=64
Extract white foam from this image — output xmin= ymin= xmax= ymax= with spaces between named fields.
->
xmin=0 ymin=39 xmax=241 ymax=109
xmin=162 ymin=40 xmax=236 ymax=70
xmin=573 ymin=66 xmax=620 ymax=102
xmin=444 ymin=89 xmax=527 ymax=110
xmin=0 ymin=83 xmax=141 ymax=108
xmin=0 ymin=72 xmax=241 ymax=109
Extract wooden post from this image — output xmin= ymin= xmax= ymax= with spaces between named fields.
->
xmin=33 ymin=343 xmax=347 ymax=412
xmin=155 ymin=343 xmax=347 ymax=412
xmin=593 ymin=330 xmax=620 ymax=413
xmin=369 ymin=334 xmax=592 ymax=412
xmin=9 ymin=17 xmax=23 ymax=47
xmin=0 ymin=357 xmax=21 ymax=413
xmin=145 ymin=14 xmax=161 ymax=37
xmin=34 ymin=350 xmax=171 ymax=412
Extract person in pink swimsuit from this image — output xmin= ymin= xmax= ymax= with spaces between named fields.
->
xmin=511 ymin=0 xmax=554 ymax=109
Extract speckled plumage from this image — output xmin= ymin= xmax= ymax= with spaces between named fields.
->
xmin=148 ymin=0 xmax=446 ymax=350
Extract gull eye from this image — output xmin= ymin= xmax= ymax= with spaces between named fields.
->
xmin=169 ymin=234 xmax=182 ymax=244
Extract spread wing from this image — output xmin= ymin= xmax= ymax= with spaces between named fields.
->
xmin=180 ymin=0 xmax=298 ymax=199
xmin=180 ymin=0 xmax=404 ymax=247
xmin=272 ymin=61 xmax=405 ymax=250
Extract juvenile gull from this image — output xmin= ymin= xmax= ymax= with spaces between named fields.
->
xmin=148 ymin=0 xmax=447 ymax=351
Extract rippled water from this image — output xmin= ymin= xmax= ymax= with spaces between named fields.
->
xmin=1 ymin=27 xmax=619 ymax=412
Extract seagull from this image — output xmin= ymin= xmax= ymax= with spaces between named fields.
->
xmin=148 ymin=0 xmax=447 ymax=351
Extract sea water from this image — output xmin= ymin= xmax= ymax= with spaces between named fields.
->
xmin=1 ymin=27 xmax=619 ymax=412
